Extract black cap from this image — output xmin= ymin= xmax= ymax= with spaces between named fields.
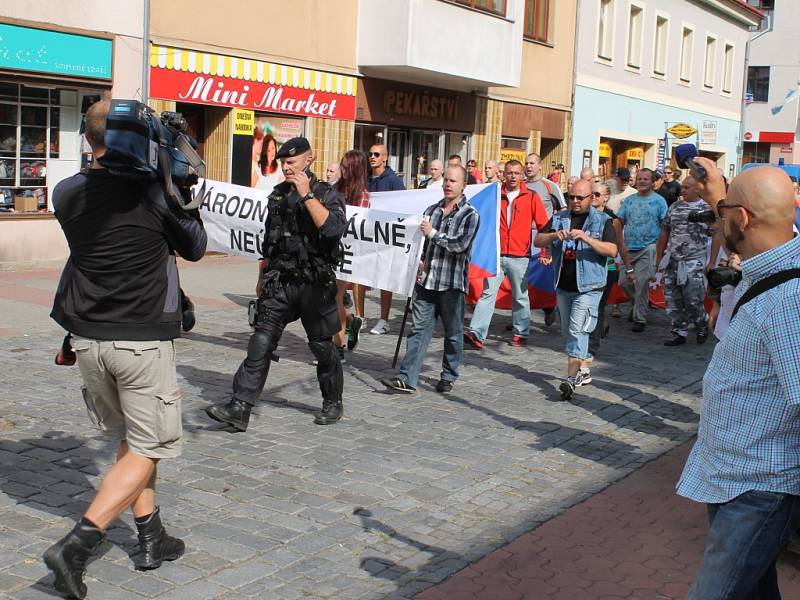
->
xmin=615 ymin=167 xmax=631 ymax=180
xmin=275 ymin=137 xmax=311 ymax=159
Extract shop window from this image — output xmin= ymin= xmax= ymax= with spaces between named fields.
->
xmin=742 ymin=142 xmax=770 ymax=164
xmin=722 ymin=43 xmax=734 ymax=94
xmin=354 ymin=124 xmax=386 ymax=154
xmin=441 ymin=0 xmax=506 ymax=17
xmin=652 ymin=15 xmax=669 ymax=77
xmin=703 ymin=35 xmax=717 ymax=90
xmin=0 ymin=83 xmax=79 ymax=213
xmin=597 ymin=0 xmax=615 ymax=61
xmin=626 ymin=3 xmax=644 ymax=70
xmin=524 ymin=0 xmax=551 ymax=44
xmin=679 ymin=26 xmax=694 ymax=84
xmin=747 ymin=66 xmax=770 ymax=102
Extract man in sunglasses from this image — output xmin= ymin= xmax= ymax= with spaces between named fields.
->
xmin=534 ymin=180 xmax=617 ymax=399
xmin=659 ymin=167 xmax=682 ymax=206
xmin=616 ymin=168 xmax=668 ymax=332
xmin=677 ymin=160 xmax=800 ymax=599
xmin=368 ymin=144 xmax=405 ymax=335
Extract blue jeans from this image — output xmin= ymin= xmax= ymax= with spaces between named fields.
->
xmin=689 ymin=491 xmax=800 ymax=600
xmin=468 ymin=255 xmax=531 ymax=341
xmin=556 ymin=289 xmax=602 ymax=360
xmin=399 ymin=286 xmax=465 ymax=388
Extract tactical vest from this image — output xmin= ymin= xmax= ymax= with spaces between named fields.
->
xmin=263 ymin=176 xmax=343 ymax=283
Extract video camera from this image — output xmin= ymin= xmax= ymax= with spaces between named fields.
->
xmin=98 ymin=99 xmax=206 ymax=210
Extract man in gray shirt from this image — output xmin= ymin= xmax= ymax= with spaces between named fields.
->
xmin=525 ymin=152 xmax=564 ymax=219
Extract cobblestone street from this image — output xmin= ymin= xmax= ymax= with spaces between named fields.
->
xmin=1 ymin=256 xmax=712 ymax=599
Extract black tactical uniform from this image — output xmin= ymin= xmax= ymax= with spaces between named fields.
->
xmin=206 ymin=138 xmax=347 ymax=429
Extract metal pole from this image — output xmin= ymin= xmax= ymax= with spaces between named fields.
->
xmin=391 ymin=297 xmax=413 ymax=369
xmin=141 ymin=0 xmax=151 ymax=104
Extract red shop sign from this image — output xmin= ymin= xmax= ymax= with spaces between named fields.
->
xmin=149 ymin=68 xmax=356 ymax=121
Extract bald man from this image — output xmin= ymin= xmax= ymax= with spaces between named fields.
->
xmin=484 ymin=160 xmax=501 ymax=184
xmin=677 ymin=161 xmax=800 ymax=600
xmin=579 ymin=167 xmax=594 ymax=181
xmin=418 ymin=159 xmax=444 ymax=189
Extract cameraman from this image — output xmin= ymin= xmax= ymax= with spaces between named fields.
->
xmin=676 ymin=159 xmax=800 ymax=599
xmin=206 ymin=137 xmax=347 ymax=430
xmin=44 ymin=100 xmax=207 ymax=598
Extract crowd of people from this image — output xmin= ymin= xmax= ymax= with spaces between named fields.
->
xmin=41 ymin=96 xmax=800 ymax=600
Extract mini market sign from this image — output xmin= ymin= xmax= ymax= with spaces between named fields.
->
xmin=666 ymin=123 xmax=697 ymax=139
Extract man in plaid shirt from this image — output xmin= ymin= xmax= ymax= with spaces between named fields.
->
xmin=382 ymin=165 xmax=479 ymax=394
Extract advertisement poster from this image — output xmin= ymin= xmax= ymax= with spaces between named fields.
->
xmin=230 ymin=112 xmax=304 ymax=190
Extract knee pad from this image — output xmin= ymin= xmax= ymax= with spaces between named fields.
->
xmin=247 ymin=330 xmax=276 ymax=362
xmin=308 ymin=338 xmax=337 ymax=366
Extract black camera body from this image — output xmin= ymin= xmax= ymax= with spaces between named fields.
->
xmin=688 ymin=209 xmax=717 ymax=224
xmin=98 ymin=99 xmax=206 ymax=209
xmin=707 ymin=266 xmax=742 ymax=289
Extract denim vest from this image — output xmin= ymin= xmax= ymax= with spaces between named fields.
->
xmin=550 ymin=207 xmax=610 ymax=292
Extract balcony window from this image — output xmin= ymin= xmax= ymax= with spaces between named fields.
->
xmin=597 ymin=0 xmax=615 ymax=61
xmin=722 ymin=43 xmax=734 ymax=94
xmin=524 ymin=0 xmax=551 ymax=43
xmin=625 ymin=3 xmax=644 ymax=70
xmin=703 ymin=35 xmax=717 ymax=90
xmin=679 ymin=26 xmax=693 ymax=84
xmin=652 ymin=15 xmax=668 ymax=77
xmin=441 ymin=0 xmax=507 ymax=17
xmin=747 ymin=66 xmax=770 ymax=102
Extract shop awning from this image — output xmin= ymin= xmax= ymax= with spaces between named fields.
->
xmin=149 ymin=45 xmax=357 ymax=121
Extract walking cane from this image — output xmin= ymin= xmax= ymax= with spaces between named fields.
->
xmin=392 ymin=297 xmax=413 ymax=368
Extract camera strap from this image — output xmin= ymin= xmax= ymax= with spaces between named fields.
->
xmin=731 ymin=268 xmax=800 ymax=321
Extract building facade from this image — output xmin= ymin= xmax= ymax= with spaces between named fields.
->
xmin=570 ymin=0 xmax=761 ymax=180
xmin=0 ymin=0 xmax=145 ymax=266
xmin=741 ymin=0 xmax=799 ymax=165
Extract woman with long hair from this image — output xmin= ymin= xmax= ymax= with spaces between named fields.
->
xmin=334 ymin=150 xmax=370 ymax=358
xmin=250 ymin=127 xmax=264 ymax=188
xmin=255 ymin=132 xmax=285 ymax=191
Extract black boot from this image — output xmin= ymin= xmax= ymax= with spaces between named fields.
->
xmin=43 ymin=518 xmax=104 ymax=600
xmin=314 ymin=398 xmax=343 ymax=425
xmin=206 ymin=399 xmax=251 ymax=431
xmin=134 ymin=507 xmax=185 ymax=571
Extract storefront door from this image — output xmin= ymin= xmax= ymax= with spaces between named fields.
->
xmin=410 ymin=130 xmax=440 ymax=188
xmin=386 ymin=129 xmax=409 ymax=185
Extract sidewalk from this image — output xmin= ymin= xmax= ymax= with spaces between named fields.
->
xmin=418 ymin=442 xmax=800 ymax=600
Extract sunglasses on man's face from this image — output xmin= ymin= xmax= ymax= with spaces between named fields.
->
xmin=368 ymin=152 xmax=382 ymax=158
xmin=569 ymin=193 xmax=593 ymax=201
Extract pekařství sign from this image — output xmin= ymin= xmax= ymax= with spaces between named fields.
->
xmin=149 ymin=45 xmax=357 ymax=121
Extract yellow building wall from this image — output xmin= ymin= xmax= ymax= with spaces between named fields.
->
xmin=489 ymin=0 xmax=577 ymax=110
xmin=149 ymin=0 xmax=358 ymax=73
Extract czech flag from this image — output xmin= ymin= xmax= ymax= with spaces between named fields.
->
xmin=465 ymin=183 xmax=501 ymax=283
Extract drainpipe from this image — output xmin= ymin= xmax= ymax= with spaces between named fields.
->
xmin=142 ymin=0 xmax=150 ymax=104
xmin=567 ymin=0 xmax=581 ymax=177
xmin=737 ymin=12 xmax=772 ymax=170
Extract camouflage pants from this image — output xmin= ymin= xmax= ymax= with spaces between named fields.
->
xmin=663 ymin=259 xmax=707 ymax=337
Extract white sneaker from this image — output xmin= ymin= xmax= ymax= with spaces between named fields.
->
xmin=578 ymin=368 xmax=592 ymax=386
xmin=370 ymin=319 xmax=390 ymax=335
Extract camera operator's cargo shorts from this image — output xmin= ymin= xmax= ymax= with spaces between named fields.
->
xmin=71 ymin=336 xmax=182 ymax=459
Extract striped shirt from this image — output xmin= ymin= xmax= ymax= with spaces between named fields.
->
xmin=419 ymin=194 xmax=480 ymax=293
xmin=677 ymin=235 xmax=800 ymax=504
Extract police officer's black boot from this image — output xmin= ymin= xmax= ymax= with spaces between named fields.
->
xmin=134 ymin=506 xmax=185 ymax=570
xmin=43 ymin=518 xmax=104 ymax=599
xmin=205 ymin=399 xmax=251 ymax=432
xmin=314 ymin=397 xmax=343 ymax=425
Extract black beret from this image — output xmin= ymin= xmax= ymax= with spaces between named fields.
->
xmin=275 ymin=137 xmax=311 ymax=159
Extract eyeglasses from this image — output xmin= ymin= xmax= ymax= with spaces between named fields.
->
xmin=716 ymin=200 xmax=754 ymax=219
xmin=569 ymin=193 xmax=593 ymax=201
xmin=368 ymin=152 xmax=382 ymax=158
xmin=664 ymin=170 xmax=673 ymax=175
xmin=591 ymin=191 xmax=606 ymax=198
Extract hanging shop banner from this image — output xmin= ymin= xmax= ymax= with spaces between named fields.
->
xmin=700 ymin=120 xmax=718 ymax=146
xmin=0 ymin=23 xmax=112 ymax=80
xmin=499 ymin=148 xmax=526 ymax=163
xmin=598 ymin=142 xmax=612 ymax=158
xmin=232 ymin=109 xmax=254 ymax=135
xmin=627 ymin=147 xmax=644 ymax=161
xmin=149 ymin=45 xmax=357 ymax=121
xmin=667 ymin=123 xmax=697 ymax=139
xmin=656 ymin=138 xmax=667 ymax=171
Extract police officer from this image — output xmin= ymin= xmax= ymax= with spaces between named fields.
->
xmin=206 ymin=137 xmax=347 ymax=429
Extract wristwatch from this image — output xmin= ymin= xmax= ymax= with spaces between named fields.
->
xmin=302 ymin=191 xmax=315 ymax=202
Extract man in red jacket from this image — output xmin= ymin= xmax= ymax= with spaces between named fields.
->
xmin=465 ymin=160 xmax=549 ymax=348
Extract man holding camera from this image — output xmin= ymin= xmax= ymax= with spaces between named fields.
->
xmin=677 ymin=159 xmax=800 ymax=599
xmin=45 ymin=100 xmax=207 ymax=599
xmin=206 ymin=137 xmax=347 ymax=430
xmin=654 ymin=175 xmax=712 ymax=346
